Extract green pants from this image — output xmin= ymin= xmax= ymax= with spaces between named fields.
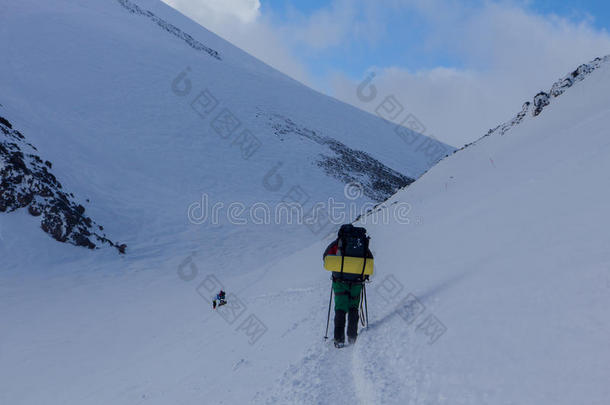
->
xmin=333 ymin=281 xmax=362 ymax=312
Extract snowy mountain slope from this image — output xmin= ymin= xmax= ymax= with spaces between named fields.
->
xmin=258 ymin=59 xmax=610 ymax=404
xmin=0 ymin=0 xmax=451 ymax=273
xmin=2 ymin=56 xmax=609 ymax=405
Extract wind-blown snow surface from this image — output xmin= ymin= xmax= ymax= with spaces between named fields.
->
xmin=2 ymin=1 xmax=610 ymax=404
xmin=3 ymin=59 xmax=610 ymax=404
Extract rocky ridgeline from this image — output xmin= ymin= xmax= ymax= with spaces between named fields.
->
xmin=0 ymin=114 xmax=125 ymax=253
xmin=116 ymin=0 xmax=221 ymax=61
xmin=462 ymin=55 xmax=610 ymax=149
xmin=263 ymin=113 xmax=414 ymax=202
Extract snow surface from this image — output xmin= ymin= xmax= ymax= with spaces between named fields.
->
xmin=0 ymin=0 xmax=452 ymax=285
xmin=2 ymin=0 xmax=610 ymax=404
xmin=0 ymin=0 xmax=450 ymax=272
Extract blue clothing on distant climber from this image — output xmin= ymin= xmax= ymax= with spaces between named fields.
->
xmin=212 ymin=290 xmax=226 ymax=309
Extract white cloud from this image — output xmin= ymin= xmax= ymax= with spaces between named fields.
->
xmin=288 ymin=0 xmax=357 ymax=49
xmin=160 ymin=0 xmax=386 ymax=87
xmin=164 ymin=0 xmax=261 ymax=23
xmin=161 ymin=0 xmax=610 ymax=147
xmin=330 ymin=2 xmax=610 ymax=147
xmin=282 ymin=0 xmax=385 ymax=50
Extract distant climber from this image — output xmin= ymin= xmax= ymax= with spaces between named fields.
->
xmin=212 ymin=290 xmax=226 ymax=309
xmin=323 ymin=224 xmax=373 ymax=348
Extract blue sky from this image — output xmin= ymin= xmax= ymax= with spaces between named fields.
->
xmin=532 ymin=0 xmax=610 ymax=26
xmin=164 ymin=0 xmax=610 ymax=145
xmin=259 ymin=0 xmax=610 ymax=80
xmin=263 ymin=0 xmax=457 ymax=74
xmin=265 ymin=1 xmax=447 ymax=79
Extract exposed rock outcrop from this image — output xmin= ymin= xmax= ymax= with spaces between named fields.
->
xmin=0 ymin=115 xmax=125 ymax=253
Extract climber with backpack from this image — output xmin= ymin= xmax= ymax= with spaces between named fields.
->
xmin=212 ymin=290 xmax=226 ymax=309
xmin=323 ymin=224 xmax=373 ymax=348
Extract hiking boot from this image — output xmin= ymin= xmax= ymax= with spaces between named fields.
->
xmin=334 ymin=340 xmax=345 ymax=349
xmin=348 ymin=335 xmax=357 ymax=345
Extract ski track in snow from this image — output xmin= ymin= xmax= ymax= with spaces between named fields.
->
xmin=259 ymin=289 xmax=438 ymax=405
xmin=262 ymin=340 xmax=359 ymax=404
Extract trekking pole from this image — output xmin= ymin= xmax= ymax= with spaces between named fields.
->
xmin=363 ymin=283 xmax=369 ymax=329
xmin=359 ymin=285 xmax=366 ymax=327
xmin=324 ymin=283 xmax=333 ymax=339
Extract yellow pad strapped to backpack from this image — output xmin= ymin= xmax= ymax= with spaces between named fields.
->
xmin=324 ymin=255 xmax=374 ymax=275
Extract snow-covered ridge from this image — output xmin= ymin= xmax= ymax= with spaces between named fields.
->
xmin=263 ymin=112 xmax=414 ymax=202
xmin=0 ymin=0 xmax=450 ymax=265
xmin=0 ymin=113 xmax=124 ymax=253
xmin=471 ymin=55 xmax=610 ymax=144
xmin=357 ymin=55 xmax=610 ymax=227
xmin=116 ymin=0 xmax=221 ymax=60
xmin=257 ymin=55 xmax=610 ymax=404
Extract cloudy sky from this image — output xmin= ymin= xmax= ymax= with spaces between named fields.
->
xmin=161 ymin=0 xmax=610 ymax=147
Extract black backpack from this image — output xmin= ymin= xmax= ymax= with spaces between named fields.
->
xmin=337 ymin=224 xmax=370 ymax=259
